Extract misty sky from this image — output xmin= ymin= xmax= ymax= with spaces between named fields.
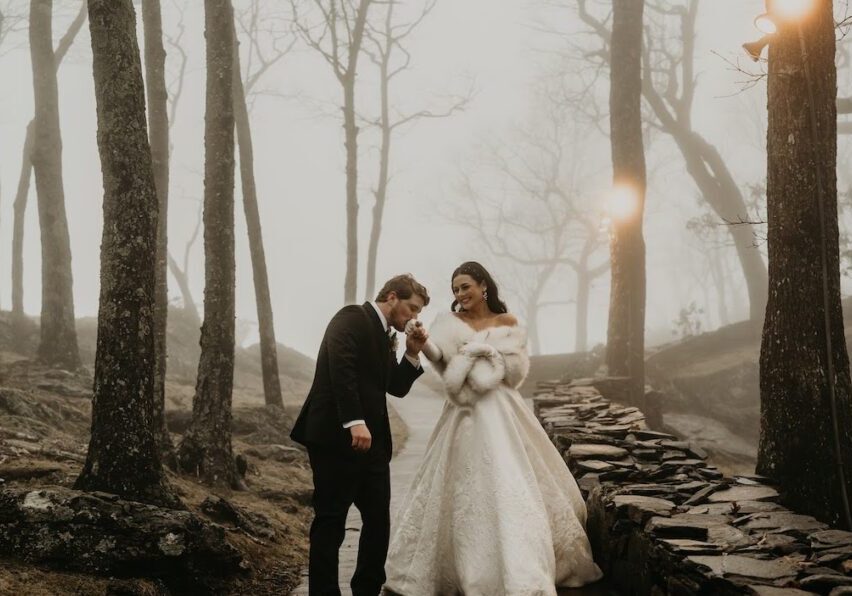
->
xmin=1 ymin=0 xmax=849 ymax=358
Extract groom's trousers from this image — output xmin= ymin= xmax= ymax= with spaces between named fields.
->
xmin=308 ymin=446 xmax=391 ymax=596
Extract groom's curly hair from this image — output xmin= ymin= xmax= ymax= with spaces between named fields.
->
xmin=376 ymin=274 xmax=431 ymax=306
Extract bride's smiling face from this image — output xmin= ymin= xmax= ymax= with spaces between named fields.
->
xmin=452 ymin=274 xmax=486 ymax=311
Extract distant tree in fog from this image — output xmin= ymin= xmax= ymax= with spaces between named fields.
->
xmin=291 ymin=0 xmax=374 ymax=305
xmin=11 ymin=1 xmax=84 ymax=339
xmin=25 ymin=0 xmax=84 ymax=368
xmin=758 ymin=0 xmax=852 ymax=529
xmin=447 ymin=89 xmax=608 ymax=355
xmin=360 ymin=0 xmax=469 ymax=301
xmin=231 ymin=0 xmax=289 ymax=408
xmin=141 ymin=0 xmax=175 ymax=463
xmin=75 ymin=0 xmax=179 ymax=507
xmin=575 ymin=0 xmax=769 ymax=326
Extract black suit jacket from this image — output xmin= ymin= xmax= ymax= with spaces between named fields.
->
xmin=290 ymin=302 xmax=423 ymax=460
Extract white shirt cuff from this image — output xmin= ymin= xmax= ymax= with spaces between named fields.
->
xmin=404 ymin=353 xmax=421 ymax=369
xmin=343 ymin=419 xmax=365 ymax=429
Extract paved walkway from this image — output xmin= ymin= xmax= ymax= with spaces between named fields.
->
xmin=290 ymin=388 xmax=611 ymax=595
xmin=291 ymin=386 xmax=444 ymax=596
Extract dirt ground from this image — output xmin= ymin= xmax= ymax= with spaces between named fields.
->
xmin=0 ymin=310 xmax=408 ymax=595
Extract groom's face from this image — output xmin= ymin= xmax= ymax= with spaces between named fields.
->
xmin=387 ymin=292 xmax=425 ymax=331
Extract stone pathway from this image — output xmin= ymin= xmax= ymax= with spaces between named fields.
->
xmin=290 ymin=386 xmax=444 ymax=596
xmin=291 ymin=386 xmax=612 ymax=595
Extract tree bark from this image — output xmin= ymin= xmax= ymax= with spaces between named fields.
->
xmin=75 ymin=0 xmax=179 ymax=508
xmin=232 ymin=23 xmax=283 ymax=408
xmin=141 ymin=0 xmax=176 ymax=464
xmin=758 ymin=0 xmax=852 ymax=529
xmin=177 ymin=0 xmax=239 ymax=489
xmin=607 ymin=0 xmax=646 ymax=408
xmin=29 ymin=0 xmax=80 ymax=370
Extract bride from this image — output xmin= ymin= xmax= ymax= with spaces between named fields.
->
xmin=384 ymin=261 xmax=602 ymax=595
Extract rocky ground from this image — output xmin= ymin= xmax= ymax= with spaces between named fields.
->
xmin=537 ymin=379 xmax=852 ymax=595
xmin=0 ymin=308 xmax=407 ymax=595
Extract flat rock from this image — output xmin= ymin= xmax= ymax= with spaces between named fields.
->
xmin=741 ymin=512 xmax=828 ymax=535
xmin=577 ymin=460 xmax=615 ymax=473
xmin=661 ymin=538 xmax=724 ymax=555
xmin=799 ymin=575 xmax=852 ymax=591
xmin=687 ymin=554 xmax=798 ymax=581
xmin=747 ymin=587 xmax=818 ymax=596
xmin=708 ymin=486 xmax=780 ymax=503
xmin=568 ymin=444 xmax=629 ymax=460
xmin=811 ymin=530 xmax=852 ymax=549
xmin=613 ymin=495 xmax=676 ymax=524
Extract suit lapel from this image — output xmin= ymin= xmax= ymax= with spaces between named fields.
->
xmin=362 ymin=303 xmax=391 ymax=384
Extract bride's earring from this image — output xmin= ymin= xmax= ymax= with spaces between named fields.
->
xmin=483 ymin=290 xmax=489 ymax=302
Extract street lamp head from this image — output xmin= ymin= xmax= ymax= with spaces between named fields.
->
xmin=607 ymin=184 xmax=639 ymax=223
xmin=743 ymin=35 xmax=773 ymax=61
xmin=769 ymin=0 xmax=815 ymax=22
xmin=754 ymin=13 xmax=778 ymax=35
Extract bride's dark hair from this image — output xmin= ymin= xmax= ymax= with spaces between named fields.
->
xmin=451 ymin=261 xmax=508 ymax=314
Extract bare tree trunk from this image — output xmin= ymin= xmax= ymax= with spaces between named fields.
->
xmin=167 ymin=252 xmax=201 ymax=327
xmin=11 ymin=122 xmax=33 ymax=329
xmin=758 ymin=0 xmax=852 ymax=529
xmin=177 ymin=0 xmax=239 ymax=489
xmin=10 ymin=3 xmax=84 ymax=333
xmin=364 ymin=79 xmax=390 ymax=302
xmin=75 ymin=0 xmax=179 ymax=508
xmin=342 ymin=0 xmax=371 ymax=304
xmin=343 ymin=77 xmax=360 ymax=304
xmin=607 ymin=0 xmax=646 ymax=408
xmin=526 ymin=296 xmax=541 ymax=356
xmin=29 ymin=0 xmax=80 ymax=370
xmin=232 ymin=21 xmax=283 ymax=408
xmin=575 ymin=269 xmax=590 ymax=353
xmin=142 ymin=0 xmax=175 ymax=464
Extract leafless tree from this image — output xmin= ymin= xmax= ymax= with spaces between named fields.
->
xmin=291 ymin=0 xmax=373 ymax=304
xmin=142 ymin=0 xmax=175 ymax=462
xmin=606 ymin=0 xmax=646 ymax=410
xmin=574 ymin=0 xmax=769 ymax=325
xmin=75 ymin=0 xmax=179 ymax=508
xmin=360 ymin=0 xmax=469 ymax=300
xmin=28 ymin=0 xmax=84 ymax=369
xmin=758 ymin=0 xmax=852 ymax=529
xmin=231 ymin=2 xmax=290 ymax=408
xmin=11 ymin=1 xmax=85 ymax=337
xmin=446 ymin=92 xmax=609 ymax=354
xmin=177 ymin=0 xmax=240 ymax=489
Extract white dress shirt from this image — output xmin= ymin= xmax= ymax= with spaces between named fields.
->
xmin=342 ymin=302 xmax=420 ymax=429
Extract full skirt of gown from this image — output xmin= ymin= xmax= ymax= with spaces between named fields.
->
xmin=383 ymin=382 xmax=603 ymax=595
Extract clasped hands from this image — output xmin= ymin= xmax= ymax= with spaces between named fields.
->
xmin=404 ymin=319 xmax=429 ymax=357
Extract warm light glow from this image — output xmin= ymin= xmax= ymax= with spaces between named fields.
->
xmin=607 ymin=185 xmax=639 ymax=222
xmin=753 ymin=13 xmax=777 ymax=35
xmin=771 ymin=0 xmax=815 ymax=21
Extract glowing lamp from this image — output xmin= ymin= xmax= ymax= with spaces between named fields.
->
xmin=607 ymin=185 xmax=639 ymax=222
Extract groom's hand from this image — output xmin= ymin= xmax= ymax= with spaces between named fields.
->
xmin=350 ymin=423 xmax=372 ymax=451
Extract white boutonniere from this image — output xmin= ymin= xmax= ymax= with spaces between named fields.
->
xmin=389 ymin=330 xmax=398 ymax=353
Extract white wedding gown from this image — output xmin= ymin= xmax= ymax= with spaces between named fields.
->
xmin=384 ymin=312 xmax=602 ymax=595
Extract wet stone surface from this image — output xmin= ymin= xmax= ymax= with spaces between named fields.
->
xmin=535 ymin=377 xmax=852 ymax=596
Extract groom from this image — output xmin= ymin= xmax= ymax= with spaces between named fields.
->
xmin=290 ymin=274 xmax=430 ymax=596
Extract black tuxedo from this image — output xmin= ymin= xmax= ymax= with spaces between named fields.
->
xmin=290 ymin=302 xmax=422 ymax=596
